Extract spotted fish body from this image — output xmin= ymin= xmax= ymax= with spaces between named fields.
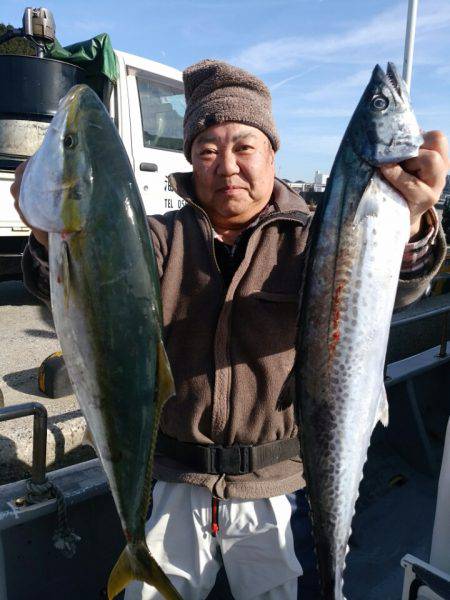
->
xmin=19 ymin=85 xmax=182 ymax=600
xmin=295 ymin=64 xmax=423 ymax=599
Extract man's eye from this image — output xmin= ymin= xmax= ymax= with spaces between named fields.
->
xmin=200 ymin=148 xmax=216 ymax=156
xmin=238 ymin=145 xmax=253 ymax=152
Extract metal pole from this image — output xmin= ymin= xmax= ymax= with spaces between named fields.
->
xmin=403 ymin=0 xmax=419 ymax=91
xmin=0 ymin=402 xmax=48 ymax=485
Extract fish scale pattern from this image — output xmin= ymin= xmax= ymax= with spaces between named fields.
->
xmin=295 ymin=63 xmax=422 ymax=600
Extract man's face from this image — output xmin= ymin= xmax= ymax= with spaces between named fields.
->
xmin=191 ymin=122 xmax=275 ymax=226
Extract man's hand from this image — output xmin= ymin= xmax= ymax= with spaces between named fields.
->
xmin=10 ymin=160 xmax=49 ymax=248
xmin=379 ymin=131 xmax=449 ymax=241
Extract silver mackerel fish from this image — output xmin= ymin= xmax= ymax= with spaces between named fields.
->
xmin=295 ymin=63 xmax=423 ymax=599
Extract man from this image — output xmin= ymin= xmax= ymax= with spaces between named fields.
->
xmin=12 ymin=60 xmax=449 ymax=599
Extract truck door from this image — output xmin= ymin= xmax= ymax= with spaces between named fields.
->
xmin=126 ymin=68 xmax=191 ymax=215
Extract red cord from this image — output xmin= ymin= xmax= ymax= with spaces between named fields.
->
xmin=211 ymin=496 xmax=220 ymax=537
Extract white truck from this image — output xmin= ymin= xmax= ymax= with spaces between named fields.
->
xmin=0 ymin=49 xmax=191 ymax=280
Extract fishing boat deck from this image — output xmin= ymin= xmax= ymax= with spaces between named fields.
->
xmin=345 ymin=424 xmax=440 ymax=599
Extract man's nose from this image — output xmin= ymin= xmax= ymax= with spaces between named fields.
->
xmin=216 ymin=151 xmax=239 ymax=177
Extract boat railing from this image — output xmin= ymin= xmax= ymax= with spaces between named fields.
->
xmin=390 ymin=301 xmax=449 ymax=359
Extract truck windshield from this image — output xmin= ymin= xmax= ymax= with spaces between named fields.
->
xmin=136 ymin=76 xmax=185 ymax=152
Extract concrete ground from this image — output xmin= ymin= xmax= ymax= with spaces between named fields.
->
xmin=0 ymin=280 xmax=93 ymax=484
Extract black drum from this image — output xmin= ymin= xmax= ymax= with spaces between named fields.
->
xmin=0 ymin=54 xmax=88 ymax=119
xmin=0 ymin=55 xmax=88 ymax=166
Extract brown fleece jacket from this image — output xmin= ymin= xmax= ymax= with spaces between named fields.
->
xmin=22 ymin=174 xmax=446 ymax=499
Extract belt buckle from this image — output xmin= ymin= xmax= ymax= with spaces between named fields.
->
xmin=210 ymin=444 xmax=252 ymax=475
xmin=237 ymin=445 xmax=252 ymax=474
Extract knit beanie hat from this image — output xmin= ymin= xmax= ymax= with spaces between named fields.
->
xmin=182 ymin=59 xmax=280 ymax=162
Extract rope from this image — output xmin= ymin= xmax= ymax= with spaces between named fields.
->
xmin=25 ymin=478 xmax=81 ymax=558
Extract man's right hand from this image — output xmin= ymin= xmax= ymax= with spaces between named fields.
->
xmin=11 ymin=160 xmax=49 ymax=249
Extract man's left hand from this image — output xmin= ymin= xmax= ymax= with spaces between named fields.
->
xmin=379 ymin=130 xmax=450 ymax=240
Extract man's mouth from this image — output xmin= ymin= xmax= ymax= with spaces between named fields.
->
xmin=217 ymin=185 xmax=245 ymax=193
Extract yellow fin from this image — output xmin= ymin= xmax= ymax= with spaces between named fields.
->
xmin=107 ymin=546 xmax=133 ymax=599
xmin=156 ymin=340 xmax=175 ymax=407
xmin=107 ymin=542 xmax=182 ymax=600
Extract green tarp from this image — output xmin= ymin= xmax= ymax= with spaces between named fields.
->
xmin=44 ymin=33 xmax=118 ymax=98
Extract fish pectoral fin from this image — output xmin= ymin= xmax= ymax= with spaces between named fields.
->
xmin=377 ymin=385 xmax=389 ymax=427
xmin=107 ymin=542 xmax=182 ymax=600
xmin=59 ymin=241 xmax=71 ymax=309
xmin=353 ymin=178 xmax=380 ymax=225
xmin=157 ymin=340 xmax=175 ymax=405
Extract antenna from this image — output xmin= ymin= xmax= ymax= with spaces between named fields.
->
xmin=403 ymin=0 xmax=419 ymax=92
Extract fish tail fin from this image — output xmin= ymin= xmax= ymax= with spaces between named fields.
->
xmin=107 ymin=542 xmax=182 ymax=600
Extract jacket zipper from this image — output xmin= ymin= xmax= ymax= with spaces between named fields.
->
xmin=210 ymin=210 xmax=310 ymax=440
xmin=187 ymin=202 xmax=222 ymax=274
xmin=168 ymin=174 xmax=311 ymax=444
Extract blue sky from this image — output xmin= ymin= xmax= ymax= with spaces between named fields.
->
xmin=3 ymin=0 xmax=450 ymax=181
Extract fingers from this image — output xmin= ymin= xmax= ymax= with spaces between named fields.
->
xmin=11 ymin=161 xmax=29 ymax=226
xmin=421 ymin=130 xmax=450 ymax=168
xmin=401 ymin=130 xmax=449 ymax=190
xmin=379 ymin=163 xmax=434 ymax=220
xmin=33 ymin=229 xmax=49 ymax=248
xmin=379 ymin=130 xmax=449 ymax=225
xmin=400 ymin=148 xmax=447 ymax=190
xmin=10 ymin=160 xmax=27 ymax=206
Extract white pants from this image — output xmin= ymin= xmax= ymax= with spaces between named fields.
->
xmin=124 ymin=481 xmax=303 ymax=600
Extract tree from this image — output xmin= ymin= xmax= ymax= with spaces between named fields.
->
xmin=0 ymin=24 xmax=35 ymax=56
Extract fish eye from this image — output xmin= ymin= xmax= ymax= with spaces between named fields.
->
xmin=64 ymin=134 xmax=78 ymax=149
xmin=371 ymin=95 xmax=389 ymax=111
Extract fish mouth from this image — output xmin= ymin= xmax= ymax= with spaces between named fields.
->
xmin=372 ymin=62 xmax=410 ymax=106
xmin=385 ymin=62 xmax=403 ymax=98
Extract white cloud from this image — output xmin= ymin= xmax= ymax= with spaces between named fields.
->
xmin=230 ymin=1 xmax=450 ymax=74
xmin=270 ymin=66 xmax=320 ymax=91
xmin=295 ymin=69 xmax=371 ymax=102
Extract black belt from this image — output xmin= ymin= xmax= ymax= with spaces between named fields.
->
xmin=156 ymin=432 xmax=300 ymax=476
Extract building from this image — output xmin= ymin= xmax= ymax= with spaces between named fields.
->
xmin=289 ymin=180 xmax=311 ymax=193
xmin=313 ymin=170 xmax=329 ymax=192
